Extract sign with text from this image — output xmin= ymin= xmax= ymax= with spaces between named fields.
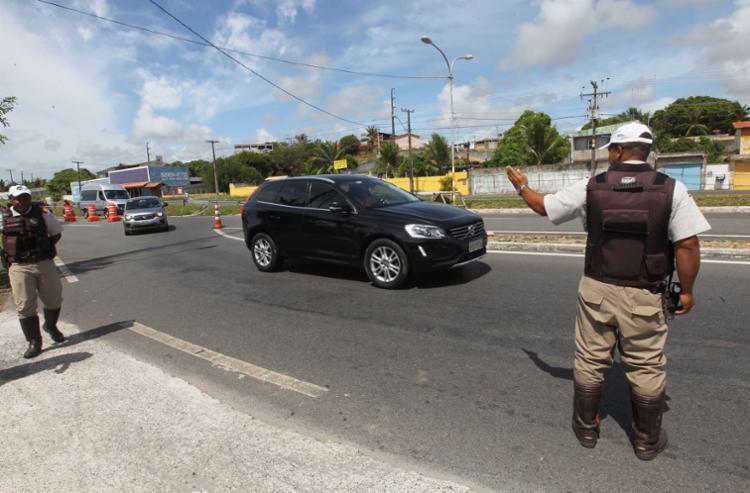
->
xmin=333 ymin=159 xmax=348 ymax=170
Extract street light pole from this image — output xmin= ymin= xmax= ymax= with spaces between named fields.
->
xmin=72 ymin=160 xmax=83 ymax=202
xmin=206 ymin=139 xmax=220 ymax=197
xmin=420 ymin=36 xmax=473 ymax=203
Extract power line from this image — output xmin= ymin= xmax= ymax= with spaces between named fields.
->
xmin=33 ymin=0 xmax=441 ymax=80
xmin=148 ymin=0 xmax=364 ymax=127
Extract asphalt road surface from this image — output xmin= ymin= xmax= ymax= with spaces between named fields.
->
xmin=56 ymin=216 xmax=750 ymax=492
xmin=482 ymin=212 xmax=750 ymax=240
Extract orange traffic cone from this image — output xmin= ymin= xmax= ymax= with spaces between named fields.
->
xmin=106 ymin=203 xmax=121 ymax=222
xmin=87 ymin=203 xmax=100 ymax=222
xmin=63 ymin=203 xmax=77 ymax=222
xmin=213 ymin=203 xmax=223 ymax=229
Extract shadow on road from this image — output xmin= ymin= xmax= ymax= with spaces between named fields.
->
xmin=521 ymin=348 xmax=670 ymax=435
xmin=281 ymin=259 xmax=491 ymax=289
xmin=63 ymin=235 xmax=218 ymax=276
xmin=0 ymin=352 xmax=92 ymax=386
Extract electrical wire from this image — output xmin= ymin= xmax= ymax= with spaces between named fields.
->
xmin=33 ymin=0 xmax=442 ymax=80
xmin=148 ymin=0 xmax=364 ymax=127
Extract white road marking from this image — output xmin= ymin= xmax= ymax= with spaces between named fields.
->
xmin=129 ymin=322 xmax=329 ymax=398
xmin=53 ymin=257 xmax=79 ymax=283
xmin=489 ymin=230 xmax=750 ymax=239
xmin=487 ymin=250 xmax=750 ymax=265
xmin=213 ymin=228 xmax=244 ymax=241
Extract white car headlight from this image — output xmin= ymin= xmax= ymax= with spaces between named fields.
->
xmin=125 ymin=215 xmax=133 ymax=220
xmin=405 ymin=224 xmax=445 ymax=239
xmin=156 ymin=212 xmax=163 ymax=217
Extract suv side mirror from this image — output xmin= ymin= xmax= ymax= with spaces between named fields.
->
xmin=328 ymin=202 xmax=353 ymax=214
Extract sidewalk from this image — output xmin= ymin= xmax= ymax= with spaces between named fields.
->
xmin=0 ymin=303 xmax=474 ymax=493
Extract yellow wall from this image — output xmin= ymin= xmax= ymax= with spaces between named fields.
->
xmin=734 ymin=162 xmax=750 ymax=190
xmin=230 ymin=183 xmax=258 ymax=198
xmin=385 ymin=171 xmax=469 ymax=195
xmin=741 ymin=128 xmax=750 ymax=155
xmin=230 ymin=171 xmax=470 ymax=198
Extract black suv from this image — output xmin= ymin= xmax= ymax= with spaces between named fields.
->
xmin=241 ymin=175 xmax=487 ymax=289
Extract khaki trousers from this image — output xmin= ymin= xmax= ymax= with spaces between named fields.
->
xmin=574 ymin=276 xmax=668 ymax=396
xmin=9 ymin=259 xmax=63 ymax=319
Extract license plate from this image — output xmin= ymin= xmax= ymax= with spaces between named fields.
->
xmin=468 ymin=238 xmax=483 ymax=252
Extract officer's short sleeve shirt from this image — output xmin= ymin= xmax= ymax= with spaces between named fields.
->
xmin=543 ymin=162 xmax=711 ymax=242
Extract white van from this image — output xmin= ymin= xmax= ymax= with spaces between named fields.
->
xmin=79 ymin=184 xmax=130 ymax=217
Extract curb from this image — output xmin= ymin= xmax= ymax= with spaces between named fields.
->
xmin=487 ymin=241 xmax=750 ymax=261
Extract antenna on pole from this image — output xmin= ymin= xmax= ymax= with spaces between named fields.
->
xmin=580 ymin=78 xmax=611 ymax=176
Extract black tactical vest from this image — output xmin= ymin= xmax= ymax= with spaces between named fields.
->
xmin=2 ymin=205 xmax=55 ymax=263
xmin=585 ymin=163 xmax=675 ymax=289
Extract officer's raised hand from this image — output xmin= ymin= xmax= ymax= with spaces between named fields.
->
xmin=505 ymin=166 xmax=547 ymax=216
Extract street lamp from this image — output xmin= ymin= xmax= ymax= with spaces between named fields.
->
xmin=420 ymin=35 xmax=473 ymax=201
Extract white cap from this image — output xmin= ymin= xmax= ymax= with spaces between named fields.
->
xmin=598 ymin=121 xmax=654 ymax=150
xmin=8 ymin=185 xmax=32 ymax=197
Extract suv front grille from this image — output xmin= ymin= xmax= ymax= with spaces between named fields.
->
xmin=448 ymin=220 xmax=484 ymax=239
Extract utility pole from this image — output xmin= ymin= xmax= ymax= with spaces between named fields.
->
xmin=6 ymin=169 xmax=14 ymax=184
xmin=146 ymin=141 xmax=151 ymax=163
xmin=580 ymin=79 xmax=611 ymax=176
xmin=20 ymin=171 xmax=24 ymax=184
xmin=401 ymin=108 xmax=415 ymax=193
xmin=206 ymin=140 xmax=220 ymax=196
xmin=72 ymin=160 xmax=84 ymax=200
xmin=390 ymin=88 xmax=396 ymax=143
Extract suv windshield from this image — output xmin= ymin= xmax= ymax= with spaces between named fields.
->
xmin=126 ymin=198 xmax=161 ymax=210
xmin=339 ymin=179 xmax=419 ymax=209
xmin=105 ymin=190 xmax=130 ymax=200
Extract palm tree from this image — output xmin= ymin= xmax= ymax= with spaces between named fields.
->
xmin=365 ymin=125 xmax=380 ymax=152
xmin=521 ymin=119 xmax=569 ymax=166
xmin=294 ymin=133 xmax=310 ymax=146
xmin=424 ymin=133 xmax=450 ymax=174
xmin=377 ymin=141 xmax=401 ymax=178
xmin=618 ymin=107 xmax=650 ymax=124
xmin=310 ymin=141 xmax=345 ymax=173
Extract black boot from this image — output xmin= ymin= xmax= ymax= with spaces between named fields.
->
xmin=19 ymin=316 xmax=42 ymax=359
xmin=630 ymin=388 xmax=668 ymax=461
xmin=572 ymin=380 xmax=602 ymax=448
xmin=43 ymin=308 xmax=66 ymax=343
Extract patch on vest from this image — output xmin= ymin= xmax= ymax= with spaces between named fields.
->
xmin=620 ymin=176 xmax=637 ymax=184
xmin=29 ymin=218 xmax=40 ymax=226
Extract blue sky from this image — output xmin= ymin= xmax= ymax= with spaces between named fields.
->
xmin=1 ymin=0 xmax=747 ymax=178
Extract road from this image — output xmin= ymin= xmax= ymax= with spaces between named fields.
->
xmin=481 ymin=212 xmax=750 ymax=239
xmin=56 ymin=216 xmax=750 ymax=492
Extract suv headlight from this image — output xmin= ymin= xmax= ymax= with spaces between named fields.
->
xmin=405 ymin=224 xmax=446 ymax=239
xmin=156 ymin=212 xmax=163 ymax=217
xmin=125 ymin=215 xmax=133 ymax=220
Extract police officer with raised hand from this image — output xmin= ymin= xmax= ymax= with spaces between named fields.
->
xmin=1 ymin=185 xmax=66 ymax=359
xmin=505 ymin=122 xmax=710 ymax=460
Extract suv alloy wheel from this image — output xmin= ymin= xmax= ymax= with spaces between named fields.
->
xmin=251 ymin=232 xmax=282 ymax=272
xmin=364 ymin=238 xmax=409 ymax=289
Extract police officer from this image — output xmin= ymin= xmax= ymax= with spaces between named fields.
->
xmin=506 ymin=122 xmax=710 ymax=460
xmin=1 ymin=185 xmax=66 ymax=358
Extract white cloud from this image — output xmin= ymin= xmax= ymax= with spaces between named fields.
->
xmin=140 ymin=74 xmax=183 ymax=110
xmin=505 ymin=0 xmax=658 ymax=68
xmin=132 ymin=105 xmax=184 ymax=141
xmin=276 ymin=0 xmax=316 ymax=24
xmin=678 ymin=1 xmax=750 ymax=100
xmin=212 ymin=11 xmax=294 ymax=64
xmin=255 ymin=128 xmax=275 ymax=142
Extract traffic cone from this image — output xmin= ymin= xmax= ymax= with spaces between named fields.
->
xmin=63 ymin=203 xmax=77 ymax=222
xmin=213 ymin=203 xmax=223 ymax=229
xmin=106 ymin=203 xmax=121 ymax=222
xmin=87 ymin=203 xmax=99 ymax=222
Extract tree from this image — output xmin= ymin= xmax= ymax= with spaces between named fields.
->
xmin=377 ymin=141 xmax=402 ymax=177
xmin=47 ymin=167 xmax=96 ymax=197
xmin=491 ymin=111 xmax=569 ymax=167
xmin=309 ymin=140 xmax=345 ymax=173
xmin=1 ymin=96 xmax=17 ymax=145
xmin=656 ymin=136 xmax=725 ymax=163
xmin=651 ymin=96 xmax=748 ymax=137
xmin=423 ymin=133 xmax=450 ymax=174
xmin=365 ymin=125 xmax=380 ymax=152
xmin=338 ymin=134 xmax=361 ymax=156
xmin=581 ymin=107 xmax=650 ymax=130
